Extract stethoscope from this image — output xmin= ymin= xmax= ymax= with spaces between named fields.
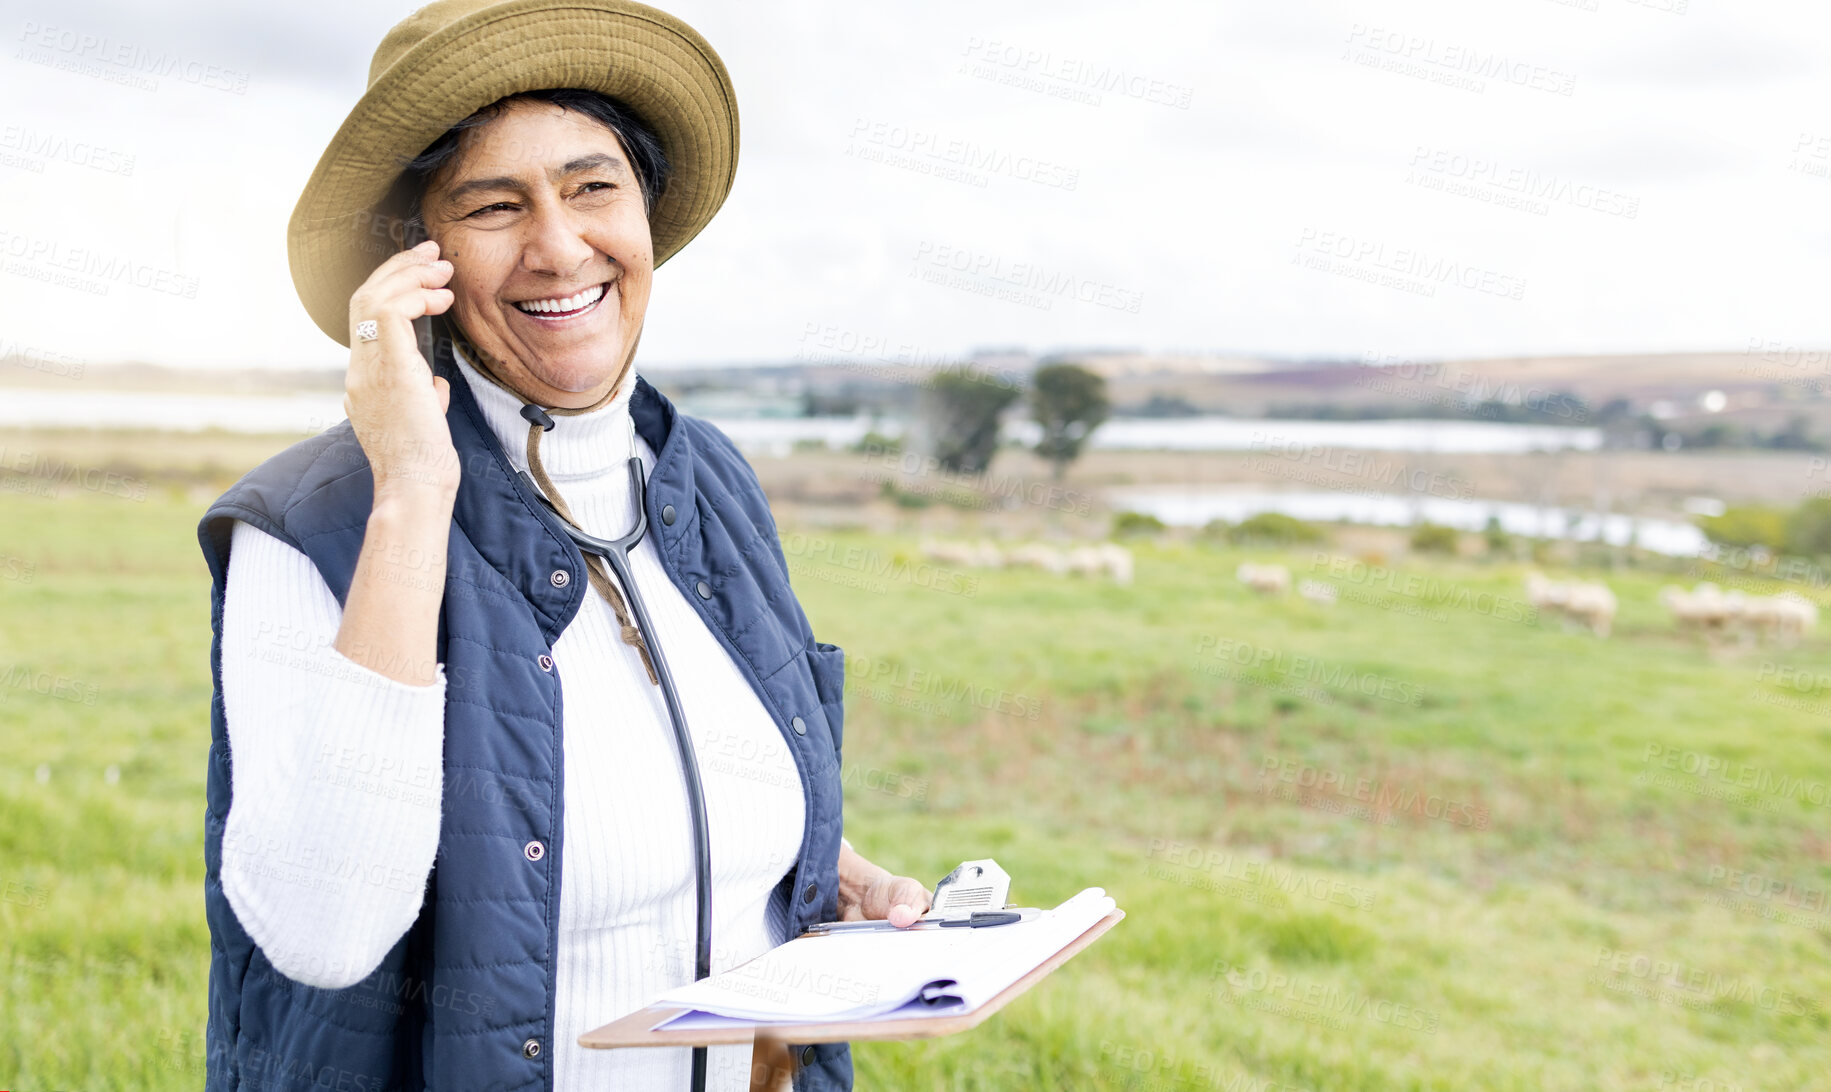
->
xmin=514 ymin=402 xmax=715 ymax=1092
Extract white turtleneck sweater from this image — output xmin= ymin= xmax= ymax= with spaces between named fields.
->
xmin=218 ymin=351 xmax=807 ymax=1090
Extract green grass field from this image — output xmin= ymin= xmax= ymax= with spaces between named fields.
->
xmin=3 ymin=485 xmax=1829 ymax=1090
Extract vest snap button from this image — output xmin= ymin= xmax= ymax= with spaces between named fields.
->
xmin=524 ymin=840 xmax=545 ymax=862
xmin=800 ymin=1045 xmax=816 ymax=1066
xmin=791 ymin=716 xmax=807 ymax=736
xmin=661 ymin=503 xmax=677 ymax=526
xmin=522 ymin=1037 xmax=541 ymax=1059
xmin=549 ymin=569 xmax=569 ymax=588
xmin=538 ymin=654 xmax=554 ymax=672
xmin=802 ymin=881 xmax=818 ymax=904
xmin=696 ymin=580 xmax=712 ymax=600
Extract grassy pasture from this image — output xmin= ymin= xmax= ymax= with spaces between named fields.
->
xmin=2 ymin=480 xmax=1828 ymax=1090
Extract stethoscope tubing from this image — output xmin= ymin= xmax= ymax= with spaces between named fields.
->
xmin=519 ymin=456 xmax=714 ymax=1092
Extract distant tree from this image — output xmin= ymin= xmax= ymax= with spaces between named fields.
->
xmin=1768 ymin=415 xmax=1819 ymax=451
xmin=921 ymin=366 xmax=1020 ymax=474
xmin=1136 ymin=393 xmax=1202 ymax=418
xmin=1482 ymin=516 xmax=1514 ymax=558
xmin=1698 ymin=505 xmax=1788 ymax=551
xmin=1228 ymin=512 xmax=1325 ymax=546
xmin=801 ymin=389 xmax=862 ymax=416
xmin=1112 ymin=511 xmax=1167 ymax=538
xmin=1786 ymin=498 xmax=1831 ymax=557
xmin=1198 ymin=518 xmax=1233 ymax=543
xmin=1031 ymin=363 xmax=1110 ymax=479
xmin=1410 ymin=522 xmax=1460 ymax=555
xmin=849 ymin=429 xmax=901 ymax=456
xmin=1595 ymin=398 xmax=1634 ymax=425
xmin=1690 ymin=423 xmax=1735 ymax=449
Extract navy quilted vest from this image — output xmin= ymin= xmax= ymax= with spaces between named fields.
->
xmin=196 ymin=345 xmax=851 ymax=1091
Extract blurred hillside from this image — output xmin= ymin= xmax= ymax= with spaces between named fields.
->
xmin=14 ymin=347 xmax=1823 ymax=449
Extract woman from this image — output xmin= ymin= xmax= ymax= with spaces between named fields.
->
xmin=196 ymin=2 xmax=928 ymax=1090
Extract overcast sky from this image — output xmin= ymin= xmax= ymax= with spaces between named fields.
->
xmin=4 ymin=0 xmax=1831 ymax=370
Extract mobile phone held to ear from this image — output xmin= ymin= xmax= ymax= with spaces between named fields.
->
xmin=401 ymin=217 xmax=436 ymax=368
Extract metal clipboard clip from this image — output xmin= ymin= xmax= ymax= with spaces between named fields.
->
xmin=927 ymin=859 xmax=1013 ymax=920
xmin=801 ymin=858 xmax=1035 ymax=936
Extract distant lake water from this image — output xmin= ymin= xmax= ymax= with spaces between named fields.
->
xmin=1009 ymin=417 xmax=1603 ymax=454
xmin=0 ymin=389 xmax=349 ymax=434
xmin=1109 ymin=486 xmax=1710 ymax=558
xmin=0 ymin=389 xmax=1604 ymax=455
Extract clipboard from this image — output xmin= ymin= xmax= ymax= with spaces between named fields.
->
xmin=579 ymin=906 xmax=1123 ymax=1050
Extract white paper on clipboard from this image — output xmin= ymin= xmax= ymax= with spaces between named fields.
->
xmin=648 ymin=888 xmax=1117 ymax=1030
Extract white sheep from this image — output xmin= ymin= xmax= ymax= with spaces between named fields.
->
xmin=1525 ymin=573 xmax=1616 ymax=637
xmin=1237 ymin=562 xmax=1291 ymax=596
xmin=1524 ymin=573 xmax=1567 ymax=611
xmin=1097 ymin=543 xmax=1135 ymax=586
xmin=919 ymin=538 xmax=977 ymax=568
xmin=1065 ymin=546 xmax=1107 ymax=578
xmin=1770 ymin=593 xmax=1820 ymax=642
xmin=968 ymin=540 xmax=1005 ymax=569
xmin=924 ymin=539 xmax=1130 ymax=583
xmin=1064 ymin=544 xmax=1134 ymax=583
xmin=1561 ymin=582 xmax=1618 ymax=638
xmin=1006 ymin=543 xmax=1069 ymax=575
xmin=1660 ymin=582 xmax=1818 ymax=646
xmin=1732 ymin=590 xmax=1817 ymax=645
xmin=1660 ymin=583 xmax=1737 ymax=634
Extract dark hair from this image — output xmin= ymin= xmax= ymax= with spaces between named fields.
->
xmin=388 ymin=88 xmax=672 ymax=235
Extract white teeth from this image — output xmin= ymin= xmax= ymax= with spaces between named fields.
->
xmin=515 ymin=283 xmax=606 ymax=315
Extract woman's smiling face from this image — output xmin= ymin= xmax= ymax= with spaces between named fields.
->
xmin=421 ymin=99 xmax=653 ymax=408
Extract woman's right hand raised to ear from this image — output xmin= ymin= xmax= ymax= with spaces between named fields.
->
xmin=345 ymin=237 xmax=460 ymax=502
xmin=335 ymin=238 xmax=460 ymax=686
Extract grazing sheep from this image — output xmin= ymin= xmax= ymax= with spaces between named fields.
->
xmin=1660 ymin=583 xmax=1815 ymax=646
xmin=1298 ymin=579 xmax=1338 ymax=606
xmin=1659 ymin=583 xmax=1738 ymax=635
xmin=1006 ymin=543 xmax=1069 ymax=575
xmin=1560 ymin=582 xmax=1618 ymax=638
xmin=1065 ymin=546 xmax=1106 ymax=578
xmin=1525 ymin=573 xmax=1616 ymax=637
xmin=922 ymin=538 xmax=1131 ymax=583
xmin=1237 ymin=562 xmax=1291 ymax=596
xmin=1769 ymin=593 xmax=1821 ymax=643
xmin=919 ymin=538 xmax=977 ymax=568
xmin=1096 ymin=543 xmax=1135 ymax=586
xmin=1728 ymin=589 xmax=1816 ymax=645
xmin=968 ymin=540 xmax=1005 ymax=569
xmin=1524 ymin=573 xmax=1566 ymax=611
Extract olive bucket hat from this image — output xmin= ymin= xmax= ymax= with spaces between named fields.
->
xmin=287 ymin=0 xmax=739 ymax=346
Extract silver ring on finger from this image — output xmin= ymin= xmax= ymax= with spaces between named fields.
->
xmin=355 ymin=320 xmax=380 ymax=342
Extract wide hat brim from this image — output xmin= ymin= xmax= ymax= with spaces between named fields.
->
xmin=288 ymin=0 xmax=738 ymax=347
